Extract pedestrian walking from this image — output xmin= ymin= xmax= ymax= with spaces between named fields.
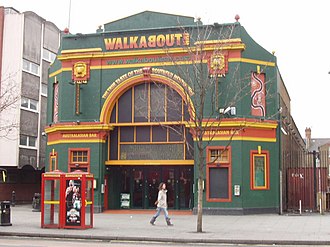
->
xmin=150 ymin=182 xmax=173 ymax=226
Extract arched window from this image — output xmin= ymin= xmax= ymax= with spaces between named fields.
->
xmin=108 ymin=82 xmax=193 ymax=161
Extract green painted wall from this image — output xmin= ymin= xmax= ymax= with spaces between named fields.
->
xmin=47 ymin=12 xmax=280 ymax=213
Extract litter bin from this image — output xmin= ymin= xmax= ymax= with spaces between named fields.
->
xmin=32 ymin=193 xmax=41 ymax=212
xmin=0 ymin=201 xmax=12 ymax=226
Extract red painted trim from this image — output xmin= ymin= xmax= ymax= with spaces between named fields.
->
xmin=68 ymin=148 xmax=91 ymax=173
xmin=206 ymin=146 xmax=232 ymax=202
xmin=104 ymin=174 xmax=109 ymax=210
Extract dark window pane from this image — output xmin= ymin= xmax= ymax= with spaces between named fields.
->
xmin=167 ymin=87 xmax=182 ymax=121
xmin=169 ymin=125 xmax=183 ymax=142
xmin=118 ymin=89 xmax=132 ymax=123
xmin=136 ymin=126 xmax=150 ymax=142
xmin=120 ymin=143 xmax=183 ymax=160
xmin=152 ymin=126 xmax=167 ymax=142
xmin=150 ymin=83 xmax=165 ymax=122
xmin=183 ymin=103 xmax=190 ymax=121
xmin=185 ymin=128 xmax=194 ymax=160
xmin=134 ymin=83 xmax=148 ymax=122
xmin=120 ymin=126 xmax=134 ymax=142
xmin=20 ymin=135 xmax=27 ymax=146
xmin=110 ymin=104 xmax=116 ymax=123
xmin=110 ymin=128 xmax=118 ymax=160
xmin=209 ymin=167 xmax=229 ymax=199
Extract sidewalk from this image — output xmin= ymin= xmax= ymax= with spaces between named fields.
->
xmin=1 ymin=205 xmax=330 ymax=245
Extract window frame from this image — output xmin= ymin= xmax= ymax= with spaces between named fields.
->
xmin=41 ymin=83 xmax=48 ymax=97
xmin=206 ymin=146 xmax=232 ymax=202
xmin=42 ymin=48 xmax=56 ymax=63
xmin=68 ymin=148 xmax=90 ymax=172
xmin=21 ymin=97 xmax=39 ymax=112
xmin=250 ymin=150 xmax=270 ymax=190
xmin=49 ymin=151 xmax=58 ymax=171
xmin=19 ymin=135 xmax=37 ymax=149
xmin=22 ymin=59 xmax=40 ymax=76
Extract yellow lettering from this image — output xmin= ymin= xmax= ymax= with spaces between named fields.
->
xmin=156 ymin=34 xmax=166 ymax=47
xmin=148 ymin=35 xmax=156 ymax=47
xmin=139 ymin=36 xmax=147 ymax=48
xmin=105 ymin=33 xmax=189 ymax=50
xmin=174 ymin=34 xmax=183 ymax=45
xmin=123 ymin=37 xmax=129 ymax=49
xmin=129 ymin=36 xmax=138 ymax=48
xmin=114 ymin=38 xmax=123 ymax=49
xmin=104 ymin=38 xmax=116 ymax=50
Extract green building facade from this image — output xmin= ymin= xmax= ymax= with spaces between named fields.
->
xmin=46 ymin=11 xmax=280 ymax=214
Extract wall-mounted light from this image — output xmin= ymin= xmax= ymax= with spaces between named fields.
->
xmin=219 ymin=106 xmax=236 ymax=116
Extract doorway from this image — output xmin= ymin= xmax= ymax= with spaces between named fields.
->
xmin=109 ymin=166 xmax=193 ymax=209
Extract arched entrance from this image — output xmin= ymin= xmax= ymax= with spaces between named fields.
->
xmin=102 ymin=69 xmax=195 ymax=210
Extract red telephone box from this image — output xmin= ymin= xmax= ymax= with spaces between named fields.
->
xmin=41 ymin=170 xmax=94 ymax=229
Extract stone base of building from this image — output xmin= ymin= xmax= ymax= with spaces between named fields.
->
xmin=193 ymin=207 xmax=280 ymax=215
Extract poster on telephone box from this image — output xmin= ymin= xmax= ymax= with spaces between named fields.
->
xmin=65 ymin=179 xmax=81 ymax=226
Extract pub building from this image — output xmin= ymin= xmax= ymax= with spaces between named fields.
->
xmin=46 ymin=11 xmax=287 ymax=214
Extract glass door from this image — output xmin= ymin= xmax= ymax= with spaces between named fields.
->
xmin=162 ymin=167 xmax=175 ymax=208
xmin=132 ymin=168 xmax=144 ymax=208
xmin=147 ymin=167 xmax=161 ymax=208
xmin=179 ymin=167 xmax=193 ymax=209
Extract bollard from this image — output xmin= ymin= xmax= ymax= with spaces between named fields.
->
xmin=32 ymin=193 xmax=41 ymax=212
xmin=11 ymin=191 xmax=15 ymax=207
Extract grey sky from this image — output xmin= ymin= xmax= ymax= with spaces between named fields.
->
xmin=3 ymin=0 xmax=330 ymax=138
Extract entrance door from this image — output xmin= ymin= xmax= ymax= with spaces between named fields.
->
xmin=146 ymin=168 xmax=160 ymax=208
xmin=113 ymin=166 xmax=193 ymax=210
xmin=162 ymin=167 xmax=175 ymax=208
xmin=178 ymin=167 xmax=192 ymax=209
xmin=132 ymin=168 xmax=144 ymax=208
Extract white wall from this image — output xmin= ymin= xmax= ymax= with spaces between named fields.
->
xmin=0 ymin=10 xmax=23 ymax=167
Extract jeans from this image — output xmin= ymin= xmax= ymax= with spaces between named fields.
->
xmin=153 ymin=207 xmax=170 ymax=220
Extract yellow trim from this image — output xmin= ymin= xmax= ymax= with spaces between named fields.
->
xmin=49 ymin=67 xmax=72 ymax=78
xmin=43 ymin=174 xmax=61 ymax=177
xmin=65 ymin=174 xmax=83 ymax=178
xmin=45 ymin=124 xmax=113 ymax=134
xmin=228 ymin=58 xmax=275 ymax=67
xmin=44 ymin=200 xmax=60 ymax=205
xmin=58 ymin=40 xmax=245 ymax=61
xmin=105 ymin=160 xmax=194 ymax=166
xmin=191 ymin=120 xmax=278 ymax=129
xmin=49 ymin=58 xmax=274 ymax=78
xmin=47 ymin=139 xmax=106 ymax=145
xmin=85 ymin=201 xmax=93 ymax=205
xmin=61 ymin=48 xmax=103 ymax=54
xmin=202 ymin=136 xmax=276 ymax=142
xmin=100 ymin=73 xmax=196 ymax=123
xmin=194 ymin=38 xmax=243 ymax=45
xmin=252 ymin=153 xmax=268 ymax=189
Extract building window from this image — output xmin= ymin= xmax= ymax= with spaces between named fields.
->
xmin=206 ymin=146 xmax=231 ymax=202
xmin=21 ymin=97 xmax=38 ymax=112
xmin=250 ymin=150 xmax=269 ymax=190
xmin=49 ymin=151 xmax=58 ymax=171
xmin=22 ymin=59 xmax=40 ymax=76
xmin=19 ymin=135 xmax=37 ymax=148
xmin=209 ymin=149 xmax=229 ymax=163
xmin=69 ymin=148 xmax=90 ymax=172
xmin=42 ymin=48 xmax=56 ymax=63
xmin=41 ymin=83 xmax=48 ymax=96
